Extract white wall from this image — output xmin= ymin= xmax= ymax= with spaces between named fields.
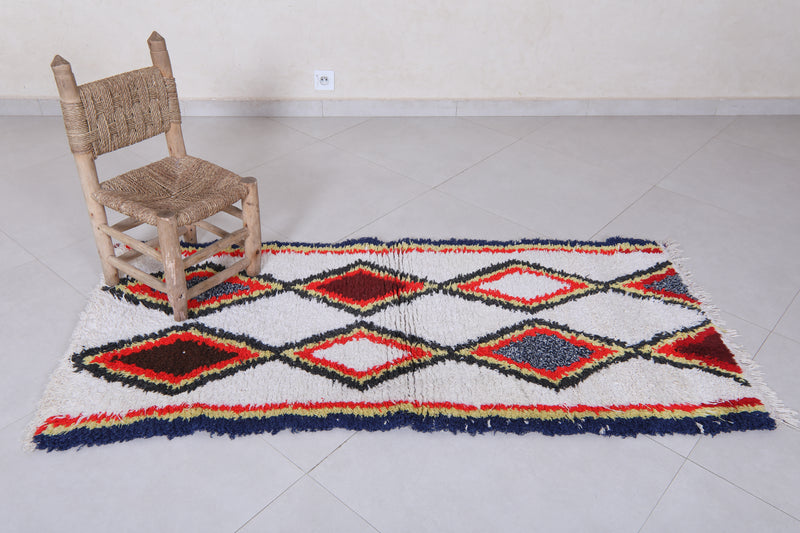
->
xmin=2 ymin=0 xmax=799 ymax=101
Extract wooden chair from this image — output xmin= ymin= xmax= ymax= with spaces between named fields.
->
xmin=51 ymin=32 xmax=261 ymax=321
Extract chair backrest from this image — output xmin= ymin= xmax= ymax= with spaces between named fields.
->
xmin=69 ymin=66 xmax=180 ymax=157
xmin=52 ymin=32 xmax=185 ymax=160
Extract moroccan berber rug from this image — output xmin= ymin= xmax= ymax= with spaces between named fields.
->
xmin=28 ymin=238 xmax=796 ymax=451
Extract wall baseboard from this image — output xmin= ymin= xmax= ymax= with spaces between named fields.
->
xmin=3 ymin=97 xmax=799 ymax=117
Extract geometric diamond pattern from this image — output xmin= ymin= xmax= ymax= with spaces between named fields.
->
xmin=279 ymin=322 xmax=447 ymax=390
xmin=611 ymin=262 xmax=700 ymax=308
xmin=532 ymin=291 xmax=706 ymax=347
xmin=365 ymin=291 xmax=530 ymax=348
xmin=444 ymin=260 xmax=599 ymax=312
xmin=105 ymin=262 xmax=282 ymax=318
xmin=457 ymin=320 xmax=631 ymax=389
xmin=72 ymin=323 xmax=275 ymax=395
xmin=291 ymin=261 xmax=435 ymax=316
xmin=82 ymin=242 xmax=740 ymax=396
xmin=36 ymin=238 xmax=780 ymax=451
xmin=640 ymin=322 xmax=748 ymax=384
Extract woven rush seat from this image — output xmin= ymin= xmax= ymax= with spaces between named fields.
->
xmin=94 ymin=156 xmax=249 ymax=227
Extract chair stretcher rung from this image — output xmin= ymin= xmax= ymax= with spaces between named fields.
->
xmin=195 ymin=220 xmax=230 ymax=238
xmin=184 ymin=228 xmax=249 ymax=268
xmin=100 ymin=223 xmax=162 ymax=261
xmin=186 ymin=257 xmax=251 ymax=300
xmin=107 ymin=255 xmax=167 ymax=292
xmin=222 ymin=205 xmax=243 ymax=219
xmin=110 ymin=216 xmax=144 ymax=233
xmin=112 ymin=225 xmax=189 ymax=262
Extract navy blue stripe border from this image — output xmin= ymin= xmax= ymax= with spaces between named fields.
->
xmin=193 ymin=236 xmax=661 ymax=251
xmin=34 ymin=410 xmax=775 ymax=451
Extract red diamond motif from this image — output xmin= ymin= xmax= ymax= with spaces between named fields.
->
xmin=294 ymin=262 xmax=432 ymax=314
xmin=447 ymin=262 xmax=597 ymax=311
xmin=283 ymin=324 xmax=446 ymax=389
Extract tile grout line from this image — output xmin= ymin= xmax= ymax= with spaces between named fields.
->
xmin=317 ymin=137 xmax=433 ymax=189
xmin=271 ymin=116 xmax=370 ymax=141
xmin=518 ymin=116 xmax=734 ymax=183
xmin=590 ymin=183 xmax=658 ymax=240
xmin=255 ymin=435 xmax=314 ymax=473
xmin=592 ymin=173 xmax=766 ymax=242
xmin=684 ymin=456 xmax=800 ymax=523
xmin=334 ymin=139 xmax=540 ymax=241
xmin=717 ymin=136 xmax=800 ymax=166
xmin=338 ymin=184 xmax=540 ymax=243
xmin=306 ymin=431 xmax=359 ymax=475
xmin=435 ymin=187 xmax=544 ymax=235
xmin=650 ymin=116 xmax=736 ymax=189
xmin=320 ymin=119 xmax=533 ymax=239
xmin=704 ymin=307 xmax=778 ymax=353
xmin=636 ymin=456 xmax=691 ymax=533
xmin=305 ymin=476 xmax=383 ymax=533
xmin=433 ymin=136 xmax=523 ymax=190
xmin=763 ymin=287 xmax=800 ymax=342
xmin=337 ymin=188 xmax=435 ymax=241
xmin=236 ymin=134 xmax=319 ymax=176
xmin=173 ymin=117 xmax=323 ymax=176
xmin=322 ymin=132 xmax=540 ymax=238
xmin=638 ymin=434 xmax=704 ymax=532
xmin=459 ymin=115 xmax=558 ymax=138
xmin=591 ymin=117 xmax=738 ymax=240
xmin=232 ymin=432 xmax=376 ymax=533
xmin=712 ymin=116 xmax=800 ymax=165
xmin=319 ymin=116 xmax=522 ymax=189
xmin=304 ymin=431 xmax=384 ymax=532
xmin=314 ymin=117 xmax=433 ymax=185
xmin=232 ymin=474 xmax=308 ymax=533
xmin=10 ymin=255 xmax=88 ymax=301
xmin=0 ymin=228 xmax=38 ymax=266
xmin=0 ymin=409 xmax=37 ymax=435
xmin=645 ymin=115 xmax=800 ymax=220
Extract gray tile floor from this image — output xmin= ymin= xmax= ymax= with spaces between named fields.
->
xmin=1 ymin=115 xmax=799 ymax=532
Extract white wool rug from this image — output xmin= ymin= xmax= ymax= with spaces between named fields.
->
xmin=28 ymin=238 xmax=796 ymax=451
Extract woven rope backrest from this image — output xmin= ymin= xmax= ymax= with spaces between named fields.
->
xmin=60 ymin=66 xmax=181 ymax=158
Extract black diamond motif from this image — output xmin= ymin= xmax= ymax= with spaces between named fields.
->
xmin=644 ymin=275 xmax=691 ymax=297
xmin=495 ymin=334 xmax=594 ymax=372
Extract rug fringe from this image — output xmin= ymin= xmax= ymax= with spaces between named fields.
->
xmin=662 ymin=240 xmax=800 ymax=430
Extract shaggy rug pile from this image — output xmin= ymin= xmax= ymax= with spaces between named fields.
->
xmin=29 ymin=238 xmax=793 ymax=451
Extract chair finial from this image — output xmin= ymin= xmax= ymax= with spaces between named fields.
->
xmin=147 ymin=31 xmax=167 ymax=53
xmin=51 ymin=55 xmax=70 ymax=69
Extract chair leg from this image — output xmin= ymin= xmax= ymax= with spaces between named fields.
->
xmin=157 ymin=212 xmax=189 ymax=321
xmin=241 ymin=177 xmax=262 ymax=276
xmin=183 ymin=224 xmax=197 ymax=244
xmin=87 ymin=199 xmax=120 ymax=286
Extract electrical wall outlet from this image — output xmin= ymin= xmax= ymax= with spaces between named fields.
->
xmin=314 ymin=70 xmax=335 ymax=91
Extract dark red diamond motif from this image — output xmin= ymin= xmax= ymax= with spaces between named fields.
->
xmin=311 ymin=269 xmax=420 ymax=306
xmin=295 ymin=263 xmax=431 ymax=314
xmin=73 ymin=325 xmax=274 ymax=395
